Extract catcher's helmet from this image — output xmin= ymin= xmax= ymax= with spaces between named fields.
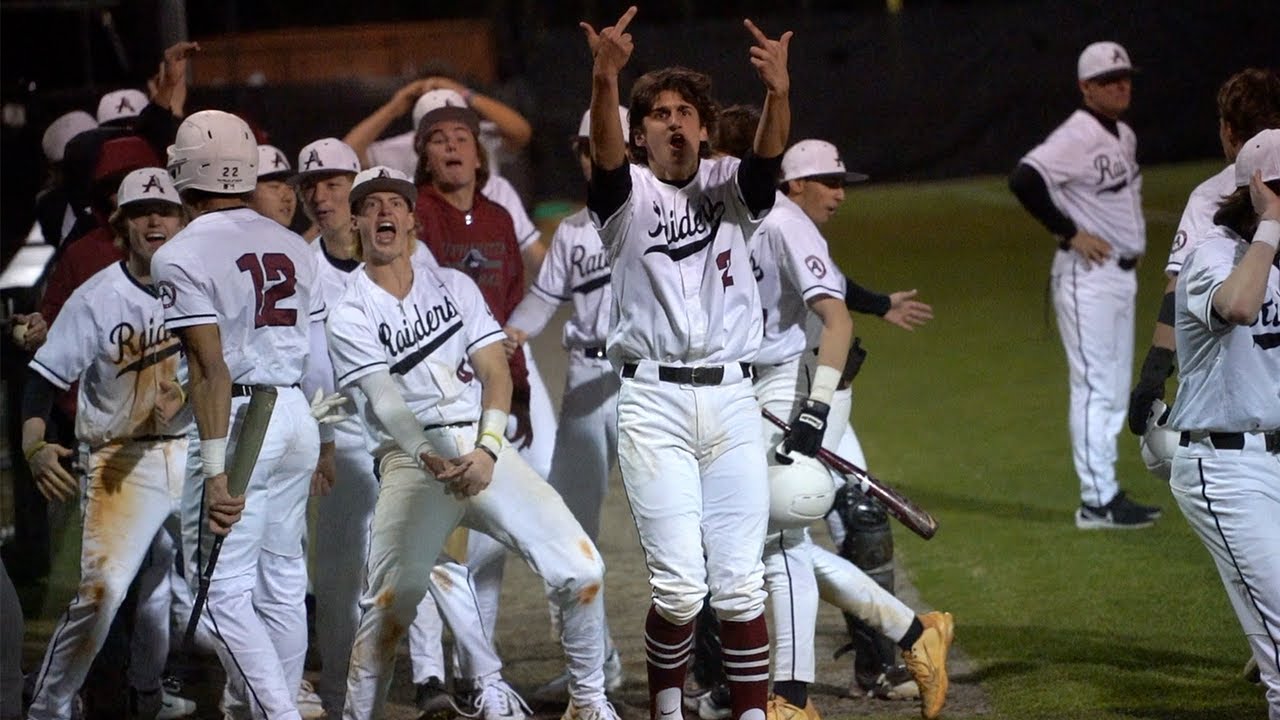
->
xmin=1140 ymin=399 xmax=1178 ymax=480
xmin=167 ymin=110 xmax=257 ymax=194
xmin=768 ymin=453 xmax=837 ymax=530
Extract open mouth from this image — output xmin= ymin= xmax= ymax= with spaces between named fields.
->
xmin=375 ymin=221 xmax=396 ymax=241
xmin=670 ymin=133 xmax=688 ymax=150
xmin=144 ymin=232 xmax=167 ymax=243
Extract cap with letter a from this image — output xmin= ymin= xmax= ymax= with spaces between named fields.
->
xmin=1077 ymin=41 xmax=1135 ymax=82
xmin=117 ymin=167 xmax=182 ymax=209
xmin=1233 ymin=128 xmax=1280 ymax=187
xmin=291 ymin=138 xmax=361 ymax=185
xmin=780 ymin=139 xmax=869 ymax=185
xmin=413 ymin=89 xmax=481 ymax=137
xmin=349 ymin=166 xmax=417 ymax=210
xmin=256 ymin=144 xmax=294 ymax=182
xmin=97 ymin=89 xmax=149 ymax=125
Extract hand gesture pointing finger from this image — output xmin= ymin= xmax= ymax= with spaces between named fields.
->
xmin=744 ymin=19 xmax=792 ymax=96
xmin=581 ymin=6 xmax=638 ymax=77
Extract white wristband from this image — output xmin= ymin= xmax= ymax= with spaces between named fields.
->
xmin=1253 ymin=219 xmax=1280 ymax=251
xmin=477 ymin=408 xmax=508 ymax=455
xmin=809 ymin=365 xmax=841 ymax=405
xmin=200 ymin=437 xmax=227 ymax=477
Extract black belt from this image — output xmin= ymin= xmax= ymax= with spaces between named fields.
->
xmin=582 ymin=346 xmax=607 ymax=359
xmin=1180 ymin=431 xmax=1280 ymax=453
xmin=1118 ymin=256 xmax=1139 ymax=271
xmin=424 ymin=421 xmax=471 ymax=432
xmin=621 ymin=362 xmax=752 ymax=386
xmin=232 ymin=383 xmax=299 ymax=398
xmin=135 ymin=434 xmax=186 ymax=442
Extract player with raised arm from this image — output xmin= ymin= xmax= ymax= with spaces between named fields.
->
xmin=151 ymin=110 xmax=329 ymax=719
xmin=580 ymin=7 xmax=789 ymax=720
xmin=328 ymin=169 xmax=612 ymax=720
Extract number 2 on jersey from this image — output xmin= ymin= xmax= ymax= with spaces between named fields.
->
xmin=716 ymin=249 xmax=734 ymax=288
xmin=236 ymin=253 xmax=298 ymax=328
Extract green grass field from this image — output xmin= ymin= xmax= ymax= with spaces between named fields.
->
xmin=826 ymin=159 xmax=1268 ymax=719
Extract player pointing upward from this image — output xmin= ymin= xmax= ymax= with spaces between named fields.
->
xmin=581 ymin=7 xmax=790 ymax=720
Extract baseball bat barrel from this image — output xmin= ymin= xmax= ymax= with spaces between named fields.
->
xmin=183 ymin=386 xmax=280 ymax=648
xmin=761 ymin=408 xmax=939 ymax=540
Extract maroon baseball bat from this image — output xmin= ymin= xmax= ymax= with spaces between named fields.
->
xmin=763 ymin=408 xmax=938 ymax=540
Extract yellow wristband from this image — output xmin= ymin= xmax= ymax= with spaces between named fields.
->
xmin=478 ymin=430 xmax=504 ymax=456
xmin=24 ymin=441 xmax=48 ymax=462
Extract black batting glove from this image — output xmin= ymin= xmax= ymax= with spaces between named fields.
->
xmin=1127 ymin=346 xmax=1175 ymax=435
xmin=779 ymin=399 xmax=830 ymax=461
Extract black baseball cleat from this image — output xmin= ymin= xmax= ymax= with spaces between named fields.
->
xmin=1075 ymin=491 xmax=1159 ymax=529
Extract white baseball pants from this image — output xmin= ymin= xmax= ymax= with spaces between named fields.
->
xmin=1172 ymin=438 xmax=1280 ymax=718
xmin=1051 ymin=251 xmax=1136 ymax=507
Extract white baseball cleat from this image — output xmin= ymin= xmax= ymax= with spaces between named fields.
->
xmin=469 ymin=674 xmax=532 ymax=720
xmin=560 ymin=699 xmax=622 ymax=720
xmin=296 ymin=679 xmax=326 ymax=719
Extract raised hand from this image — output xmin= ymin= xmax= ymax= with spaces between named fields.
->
xmin=744 ymin=19 xmax=792 ymax=96
xmin=28 ymin=442 xmax=77 ymax=503
xmin=883 ymin=289 xmax=934 ymax=331
xmin=1250 ymin=169 xmax=1280 ymax=223
xmin=581 ymin=6 xmax=637 ymax=78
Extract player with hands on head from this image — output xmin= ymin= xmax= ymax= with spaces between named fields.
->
xmin=328 ymin=168 xmax=610 ymax=720
xmin=1009 ymin=41 xmax=1161 ymax=529
xmin=581 ymin=6 xmax=791 ymax=720
xmin=1128 ymin=68 xmax=1280 ymax=439
xmin=1167 ymin=129 xmax=1280 ymax=714
xmin=22 ymin=167 xmax=195 ymax=719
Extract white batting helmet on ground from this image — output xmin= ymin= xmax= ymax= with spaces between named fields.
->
xmin=1140 ymin=399 xmax=1178 ymax=480
xmin=768 ymin=453 xmax=837 ymax=530
xmin=167 ymin=110 xmax=258 ymax=194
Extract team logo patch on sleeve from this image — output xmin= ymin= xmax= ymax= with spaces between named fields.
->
xmin=805 ymin=255 xmax=827 ymax=278
xmin=156 ymin=280 xmax=178 ymax=309
xmin=1171 ymin=230 xmax=1187 ymax=253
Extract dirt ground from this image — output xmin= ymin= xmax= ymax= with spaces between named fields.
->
xmin=20 ymin=309 xmax=990 ymax=719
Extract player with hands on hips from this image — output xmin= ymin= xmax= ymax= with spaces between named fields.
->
xmin=582 ymin=7 xmax=791 ymax=720
xmin=22 ymin=167 xmax=194 ymax=719
xmin=1128 ymin=68 xmax=1280 ymax=442
xmin=1009 ymin=41 xmax=1161 ymax=529
xmin=1168 ymin=129 xmax=1280 ymax=716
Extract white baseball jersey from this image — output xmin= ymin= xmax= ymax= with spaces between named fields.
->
xmin=594 ymin=157 xmax=765 ymax=365
xmin=749 ymin=194 xmax=846 ymax=365
xmin=326 ymin=266 xmax=505 ymax=455
xmin=527 ymin=207 xmax=612 ymax=349
xmin=1021 ymin=109 xmax=1146 ymax=255
xmin=1165 ymin=164 xmax=1235 ymax=276
xmin=410 ymin=239 xmax=441 ymax=269
xmin=30 ymin=261 xmax=191 ymax=447
xmin=151 ymin=207 xmax=325 ymax=385
xmin=1169 ymin=227 xmax=1280 ymax=432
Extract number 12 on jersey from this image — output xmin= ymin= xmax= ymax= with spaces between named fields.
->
xmin=237 ymin=252 xmax=298 ymax=328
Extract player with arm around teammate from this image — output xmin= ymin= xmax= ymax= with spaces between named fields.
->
xmin=151 ymin=109 xmax=328 ymax=720
xmin=581 ymin=7 xmax=791 ymax=719
xmin=1168 ymin=129 xmax=1280 ymax=716
xmin=327 ymin=170 xmax=612 ymax=720
xmin=22 ymin=168 xmax=193 ymax=719
xmin=1008 ymin=41 xmax=1161 ymax=529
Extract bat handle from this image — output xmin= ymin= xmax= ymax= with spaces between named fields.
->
xmin=183 ymin=535 xmax=224 ymax=648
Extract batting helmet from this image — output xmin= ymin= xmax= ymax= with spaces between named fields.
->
xmin=167 ymin=110 xmax=258 ymax=194
xmin=769 ymin=453 xmax=837 ymax=530
xmin=1140 ymin=399 xmax=1178 ymax=480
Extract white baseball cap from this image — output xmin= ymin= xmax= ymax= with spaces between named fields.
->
xmin=780 ymin=139 xmax=868 ymax=184
xmin=41 ymin=110 xmax=97 ymax=162
xmin=577 ymin=105 xmax=630 ymax=139
xmin=292 ymin=138 xmax=360 ymax=184
xmin=349 ymin=166 xmax=417 ymax=209
xmin=1233 ymin=128 xmax=1280 ymax=187
xmin=97 ymin=89 xmax=148 ymax=125
xmin=1077 ymin=41 xmax=1134 ymax=82
xmin=256 ymin=144 xmax=293 ymax=181
xmin=116 ymin=167 xmax=181 ymax=208
xmin=412 ymin=89 xmax=480 ymax=136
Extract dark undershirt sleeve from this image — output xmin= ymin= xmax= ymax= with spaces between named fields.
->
xmin=738 ymin=153 xmax=784 ymax=217
xmin=587 ymin=163 xmax=631 ymax=227
xmin=1009 ymin=162 xmax=1077 ymax=240
xmin=21 ymin=370 xmax=60 ymax=429
xmin=844 ymin=277 xmax=892 ymax=317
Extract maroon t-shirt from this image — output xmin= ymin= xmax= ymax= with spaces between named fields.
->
xmin=416 ymin=185 xmax=529 ymax=393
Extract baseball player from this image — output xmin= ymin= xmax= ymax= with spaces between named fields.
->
xmin=151 ymin=109 xmax=328 ymax=719
xmin=1129 ymin=68 xmax=1280 ymax=437
xmin=579 ymin=7 xmax=791 ymax=719
xmin=1009 ymin=41 xmax=1161 ymax=528
xmin=21 ymin=167 xmax=194 ymax=719
xmin=249 ymin=144 xmax=298 ymax=229
xmin=36 ymin=110 xmax=98 ymax=246
xmin=503 ymin=105 xmax=632 ymax=703
xmin=1168 ymin=129 xmax=1280 ymax=716
xmin=325 ymin=168 xmax=612 ymax=720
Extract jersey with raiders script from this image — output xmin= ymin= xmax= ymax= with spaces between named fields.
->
xmin=30 ymin=261 xmax=192 ymax=447
xmin=750 ymin=193 xmax=846 ymax=366
xmin=1169 ymin=227 xmax=1280 ymax=432
xmin=528 ymin=207 xmax=612 ymax=349
xmin=326 ymin=266 xmax=505 ymax=456
xmin=1021 ymin=109 xmax=1146 ymax=256
xmin=151 ymin=207 xmax=326 ymax=387
xmin=1165 ymin=164 xmax=1235 ymax=276
xmin=592 ymin=156 xmax=765 ymax=365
